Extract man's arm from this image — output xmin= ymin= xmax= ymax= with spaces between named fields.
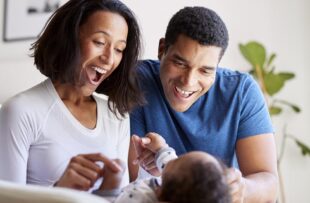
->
xmin=232 ymin=133 xmax=278 ymax=203
xmin=128 ymin=138 xmax=139 ymax=182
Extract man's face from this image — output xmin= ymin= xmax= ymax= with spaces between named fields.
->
xmin=158 ymin=34 xmax=222 ymax=112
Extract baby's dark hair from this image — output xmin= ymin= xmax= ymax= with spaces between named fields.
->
xmin=159 ymin=159 xmax=231 ymax=203
xmin=165 ymin=6 xmax=229 ymax=58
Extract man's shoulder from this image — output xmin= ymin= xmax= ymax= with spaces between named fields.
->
xmin=217 ymin=67 xmax=249 ymax=78
xmin=216 ymin=67 xmax=255 ymax=87
xmin=136 ymin=60 xmax=161 ymax=89
xmin=137 ymin=60 xmax=160 ymax=75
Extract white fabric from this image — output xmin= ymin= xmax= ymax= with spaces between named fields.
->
xmin=93 ymin=147 xmax=177 ymax=202
xmin=0 ymin=180 xmax=109 ymax=203
xmin=155 ymin=147 xmax=177 ymax=173
xmin=137 ymin=146 xmax=178 ymax=179
xmin=114 ymin=179 xmax=158 ymax=203
xmin=0 ymin=79 xmax=130 ymax=190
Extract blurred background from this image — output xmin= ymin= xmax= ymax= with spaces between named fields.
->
xmin=0 ymin=0 xmax=309 ymax=202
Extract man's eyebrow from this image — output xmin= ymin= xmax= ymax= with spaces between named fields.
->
xmin=172 ymin=53 xmax=217 ymax=70
xmin=171 ymin=54 xmax=188 ymax=63
xmin=202 ymin=66 xmax=216 ymax=70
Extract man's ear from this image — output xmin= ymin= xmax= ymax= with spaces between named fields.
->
xmin=158 ymin=38 xmax=166 ymax=60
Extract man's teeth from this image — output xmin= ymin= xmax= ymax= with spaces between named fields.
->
xmin=176 ymin=86 xmax=194 ymax=97
xmin=93 ymin=67 xmax=107 ymax=74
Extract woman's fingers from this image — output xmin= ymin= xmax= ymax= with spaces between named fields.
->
xmin=71 ymin=155 xmax=102 ymax=174
xmin=69 ymin=162 xmax=98 ymax=187
xmin=55 ymin=153 xmax=121 ymax=190
xmin=65 ymin=167 xmax=94 ymax=191
xmin=83 ymin=153 xmax=122 ymax=172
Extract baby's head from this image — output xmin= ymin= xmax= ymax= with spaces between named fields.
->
xmin=159 ymin=151 xmax=231 ymax=203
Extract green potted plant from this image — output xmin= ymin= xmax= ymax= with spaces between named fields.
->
xmin=239 ymin=41 xmax=310 ymax=203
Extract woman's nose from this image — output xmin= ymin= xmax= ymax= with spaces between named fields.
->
xmin=100 ymin=45 xmax=114 ymax=66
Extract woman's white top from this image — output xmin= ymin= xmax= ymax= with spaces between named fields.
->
xmin=0 ymin=79 xmax=130 ymax=190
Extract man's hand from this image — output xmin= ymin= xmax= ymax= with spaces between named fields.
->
xmin=131 ymin=133 xmax=168 ymax=176
xmin=54 ymin=153 xmax=122 ymax=191
xmin=227 ymin=167 xmax=246 ymax=203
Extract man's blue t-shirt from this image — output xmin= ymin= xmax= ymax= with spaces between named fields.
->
xmin=130 ymin=60 xmax=273 ymax=166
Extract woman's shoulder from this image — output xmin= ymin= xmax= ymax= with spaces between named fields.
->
xmin=1 ymin=79 xmax=56 ymax=120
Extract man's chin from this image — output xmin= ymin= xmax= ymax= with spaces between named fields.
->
xmin=169 ymin=103 xmax=191 ymax=112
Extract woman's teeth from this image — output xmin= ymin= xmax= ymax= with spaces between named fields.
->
xmin=93 ymin=67 xmax=107 ymax=74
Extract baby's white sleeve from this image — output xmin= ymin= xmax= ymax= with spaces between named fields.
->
xmin=155 ymin=147 xmax=178 ymax=173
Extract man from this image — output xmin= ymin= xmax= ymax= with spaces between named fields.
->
xmin=129 ymin=6 xmax=278 ymax=203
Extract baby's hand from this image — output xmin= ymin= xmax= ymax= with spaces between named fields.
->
xmin=138 ymin=132 xmax=168 ymax=153
xmin=99 ymin=159 xmax=125 ymax=191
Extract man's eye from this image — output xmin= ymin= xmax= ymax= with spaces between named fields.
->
xmin=173 ymin=60 xmax=185 ymax=67
xmin=201 ymin=69 xmax=214 ymax=75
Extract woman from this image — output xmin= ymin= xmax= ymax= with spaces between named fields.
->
xmin=0 ymin=0 xmax=143 ymax=191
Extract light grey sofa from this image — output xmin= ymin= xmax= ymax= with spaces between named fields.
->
xmin=0 ymin=180 xmax=108 ymax=203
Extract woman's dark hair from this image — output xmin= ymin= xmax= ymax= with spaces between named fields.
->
xmin=31 ymin=0 xmax=144 ymax=117
xmin=160 ymin=159 xmax=231 ymax=203
xmin=165 ymin=6 xmax=229 ymax=58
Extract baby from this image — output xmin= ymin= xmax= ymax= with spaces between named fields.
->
xmin=93 ymin=133 xmax=231 ymax=203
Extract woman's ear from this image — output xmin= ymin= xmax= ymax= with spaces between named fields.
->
xmin=158 ymin=38 xmax=166 ymax=60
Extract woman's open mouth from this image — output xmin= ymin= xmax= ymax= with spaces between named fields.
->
xmin=86 ymin=66 xmax=108 ymax=85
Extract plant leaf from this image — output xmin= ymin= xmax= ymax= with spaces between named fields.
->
xmin=267 ymin=53 xmax=276 ymax=68
xmin=269 ymin=106 xmax=282 ymax=116
xmin=277 ymin=100 xmax=301 ymax=113
xmin=279 ymin=72 xmax=295 ymax=81
xmin=291 ymin=105 xmax=301 ymax=113
xmin=264 ymin=72 xmax=285 ymax=96
xmin=239 ymin=42 xmax=266 ymax=70
xmin=295 ymin=139 xmax=310 ymax=156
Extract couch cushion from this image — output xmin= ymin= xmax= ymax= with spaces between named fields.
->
xmin=0 ymin=180 xmax=109 ymax=203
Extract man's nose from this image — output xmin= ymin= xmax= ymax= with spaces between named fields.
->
xmin=181 ymin=70 xmax=197 ymax=86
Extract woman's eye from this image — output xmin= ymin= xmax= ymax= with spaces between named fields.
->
xmin=94 ymin=40 xmax=105 ymax=46
xmin=115 ymin=48 xmax=124 ymax=54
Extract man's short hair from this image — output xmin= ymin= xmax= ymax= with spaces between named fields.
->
xmin=165 ymin=6 xmax=229 ymax=57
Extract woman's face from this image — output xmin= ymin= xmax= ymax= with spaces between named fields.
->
xmin=78 ymin=11 xmax=128 ymax=96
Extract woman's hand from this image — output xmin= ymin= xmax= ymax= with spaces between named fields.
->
xmin=227 ymin=168 xmax=246 ymax=203
xmin=54 ymin=153 xmax=122 ymax=191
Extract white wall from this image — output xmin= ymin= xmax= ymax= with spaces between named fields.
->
xmin=1 ymin=0 xmax=309 ymax=202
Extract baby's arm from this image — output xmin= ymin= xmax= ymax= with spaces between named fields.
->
xmin=92 ymin=159 xmax=125 ymax=200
